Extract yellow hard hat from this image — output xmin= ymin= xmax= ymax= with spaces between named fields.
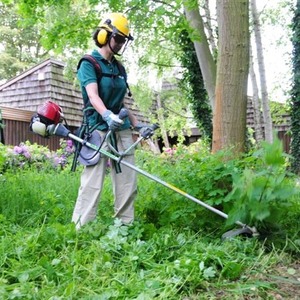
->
xmin=99 ymin=13 xmax=133 ymax=39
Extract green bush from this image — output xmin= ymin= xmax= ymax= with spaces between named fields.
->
xmin=0 ymin=143 xmax=6 ymax=172
xmin=135 ymin=138 xmax=300 ymax=248
xmin=224 ymin=138 xmax=300 ymax=236
xmin=1 ymin=137 xmax=299 ymax=244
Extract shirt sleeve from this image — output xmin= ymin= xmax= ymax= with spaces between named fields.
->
xmin=77 ymin=60 xmax=98 ymax=87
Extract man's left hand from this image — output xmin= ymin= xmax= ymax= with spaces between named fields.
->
xmin=134 ymin=123 xmax=154 ymax=138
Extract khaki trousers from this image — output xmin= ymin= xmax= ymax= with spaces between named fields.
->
xmin=72 ymin=129 xmax=137 ymax=229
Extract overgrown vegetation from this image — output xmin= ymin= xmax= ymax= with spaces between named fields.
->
xmin=177 ymin=29 xmax=212 ymax=140
xmin=290 ymin=0 xmax=300 ymax=174
xmin=0 ymin=138 xmax=299 ymax=299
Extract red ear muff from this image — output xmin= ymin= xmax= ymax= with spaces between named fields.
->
xmin=97 ymin=29 xmax=108 ymax=45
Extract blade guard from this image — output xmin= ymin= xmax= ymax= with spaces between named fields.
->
xmin=221 ymin=226 xmax=258 ymax=240
xmin=78 ymin=131 xmax=102 ymax=166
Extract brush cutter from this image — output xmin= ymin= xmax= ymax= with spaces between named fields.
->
xmin=30 ymin=104 xmax=258 ymax=239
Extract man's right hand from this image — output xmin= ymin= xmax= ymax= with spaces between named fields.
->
xmin=101 ymin=110 xmax=124 ymax=131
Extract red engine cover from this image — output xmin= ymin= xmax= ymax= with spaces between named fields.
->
xmin=37 ymin=101 xmax=62 ymax=124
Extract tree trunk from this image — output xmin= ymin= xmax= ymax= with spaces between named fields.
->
xmin=184 ymin=4 xmax=217 ymax=111
xmin=212 ymin=0 xmax=250 ymax=153
xmin=251 ymin=0 xmax=273 ymax=143
xmin=249 ymin=43 xmax=264 ymax=143
xmin=156 ymin=93 xmax=170 ymax=149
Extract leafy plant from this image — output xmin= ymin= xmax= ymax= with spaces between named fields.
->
xmin=224 ymin=138 xmax=299 ymax=232
xmin=0 ymin=143 xmax=6 ymax=172
xmin=290 ymin=0 xmax=300 ymax=174
xmin=135 ymin=142 xmax=240 ymax=231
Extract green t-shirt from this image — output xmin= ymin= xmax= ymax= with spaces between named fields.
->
xmin=77 ymin=50 xmax=131 ymax=131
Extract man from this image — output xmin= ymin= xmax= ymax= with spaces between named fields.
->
xmin=72 ymin=13 xmax=145 ymax=229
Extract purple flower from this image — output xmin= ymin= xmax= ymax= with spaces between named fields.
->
xmin=67 ymin=140 xmax=73 ymax=147
xmin=13 ymin=146 xmax=23 ymax=154
xmin=23 ymin=151 xmax=31 ymax=159
xmin=20 ymin=145 xmax=28 ymax=152
xmin=53 ymin=156 xmax=61 ymax=166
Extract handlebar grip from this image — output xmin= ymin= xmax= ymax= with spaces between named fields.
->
xmin=118 ymin=108 xmax=128 ymax=120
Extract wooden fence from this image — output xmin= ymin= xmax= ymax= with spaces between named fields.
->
xmin=276 ymin=125 xmax=291 ymax=154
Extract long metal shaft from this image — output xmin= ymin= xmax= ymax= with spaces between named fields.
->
xmin=68 ymin=132 xmax=247 ymax=229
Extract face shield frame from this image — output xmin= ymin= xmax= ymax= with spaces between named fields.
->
xmin=108 ymin=26 xmax=134 ymax=55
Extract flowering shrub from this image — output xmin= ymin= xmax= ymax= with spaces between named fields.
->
xmin=160 ymin=140 xmax=210 ymax=160
xmin=162 ymin=146 xmax=177 ymax=157
xmin=52 ymin=139 xmax=76 ymax=168
xmin=0 ymin=139 xmax=75 ymax=173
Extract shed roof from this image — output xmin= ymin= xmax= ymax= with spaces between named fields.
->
xmin=0 ymin=58 xmax=65 ymax=91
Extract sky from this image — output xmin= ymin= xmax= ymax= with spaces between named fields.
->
xmin=253 ymin=0 xmax=295 ymax=102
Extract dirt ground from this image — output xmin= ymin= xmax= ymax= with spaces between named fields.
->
xmin=263 ymin=262 xmax=300 ymax=299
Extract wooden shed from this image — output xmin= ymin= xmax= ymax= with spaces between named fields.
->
xmin=0 ymin=58 xmax=83 ymax=126
xmin=0 ymin=58 xmax=84 ymax=150
xmin=0 ymin=58 xmax=148 ymax=150
xmin=246 ymin=97 xmax=291 ymax=153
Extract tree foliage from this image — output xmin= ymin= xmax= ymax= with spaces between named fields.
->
xmin=0 ymin=2 xmax=47 ymax=80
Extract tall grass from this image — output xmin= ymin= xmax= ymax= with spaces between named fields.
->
xmin=0 ymin=170 xmax=78 ymax=226
xmin=0 ymin=138 xmax=299 ymax=299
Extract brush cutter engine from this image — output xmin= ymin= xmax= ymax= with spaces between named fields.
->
xmin=30 ymin=101 xmax=63 ymax=137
